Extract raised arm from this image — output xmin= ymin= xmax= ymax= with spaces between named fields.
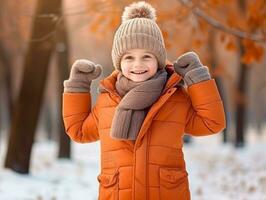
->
xmin=174 ymin=52 xmax=226 ymax=136
xmin=62 ymin=59 xmax=102 ymax=143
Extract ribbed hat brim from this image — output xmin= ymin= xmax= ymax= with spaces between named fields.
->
xmin=112 ymin=33 xmax=166 ymax=70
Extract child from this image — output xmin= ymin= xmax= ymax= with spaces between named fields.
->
xmin=62 ymin=1 xmax=225 ymax=200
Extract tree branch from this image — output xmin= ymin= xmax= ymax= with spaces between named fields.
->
xmin=178 ymin=0 xmax=266 ymax=43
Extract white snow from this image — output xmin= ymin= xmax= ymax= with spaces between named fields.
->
xmin=0 ymin=128 xmax=266 ymax=200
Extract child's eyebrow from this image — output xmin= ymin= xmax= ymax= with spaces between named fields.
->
xmin=123 ymin=53 xmax=132 ymax=57
xmin=123 ymin=52 xmax=132 ymax=55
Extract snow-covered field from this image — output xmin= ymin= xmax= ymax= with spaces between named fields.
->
xmin=0 ymin=129 xmax=266 ymax=200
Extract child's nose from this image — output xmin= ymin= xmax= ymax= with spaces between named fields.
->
xmin=133 ymin=59 xmax=143 ymax=68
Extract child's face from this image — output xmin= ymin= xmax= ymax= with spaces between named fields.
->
xmin=120 ymin=49 xmax=158 ymax=82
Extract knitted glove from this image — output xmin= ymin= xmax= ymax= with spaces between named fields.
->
xmin=173 ymin=52 xmax=211 ymax=86
xmin=64 ymin=59 xmax=102 ymax=93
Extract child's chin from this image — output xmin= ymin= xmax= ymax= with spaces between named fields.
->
xmin=129 ymin=74 xmax=152 ymax=82
xmin=131 ymin=77 xmax=149 ymax=82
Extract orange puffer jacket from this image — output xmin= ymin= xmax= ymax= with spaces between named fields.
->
xmin=63 ymin=66 xmax=226 ymax=200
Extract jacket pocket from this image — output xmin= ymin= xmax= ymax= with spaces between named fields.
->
xmin=97 ymin=169 xmax=119 ymax=200
xmin=159 ymin=167 xmax=190 ymax=200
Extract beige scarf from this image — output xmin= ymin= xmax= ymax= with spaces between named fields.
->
xmin=109 ymin=70 xmax=167 ymax=140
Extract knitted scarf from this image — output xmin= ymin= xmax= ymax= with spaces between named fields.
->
xmin=110 ymin=69 xmax=167 ymax=140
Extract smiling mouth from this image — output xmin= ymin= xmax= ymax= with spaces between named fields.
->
xmin=131 ymin=70 xmax=148 ymax=74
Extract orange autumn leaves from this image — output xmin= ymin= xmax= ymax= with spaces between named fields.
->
xmin=247 ymin=0 xmax=266 ymax=30
xmin=221 ymin=37 xmax=264 ymax=64
xmin=86 ymin=0 xmax=265 ymax=65
xmin=241 ymin=39 xmax=264 ymax=64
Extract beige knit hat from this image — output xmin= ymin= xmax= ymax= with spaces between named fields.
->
xmin=111 ymin=1 xmax=167 ymax=70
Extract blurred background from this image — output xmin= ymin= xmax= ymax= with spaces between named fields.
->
xmin=0 ymin=0 xmax=265 ymax=199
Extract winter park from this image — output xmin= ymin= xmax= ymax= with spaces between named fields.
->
xmin=0 ymin=0 xmax=266 ymax=200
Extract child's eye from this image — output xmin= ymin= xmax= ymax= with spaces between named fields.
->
xmin=124 ymin=56 xmax=133 ymax=60
xmin=143 ymin=55 xmax=152 ymax=59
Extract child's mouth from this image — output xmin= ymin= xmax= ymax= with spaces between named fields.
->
xmin=131 ymin=70 xmax=148 ymax=75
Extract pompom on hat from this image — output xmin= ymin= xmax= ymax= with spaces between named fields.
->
xmin=111 ymin=1 xmax=167 ymax=70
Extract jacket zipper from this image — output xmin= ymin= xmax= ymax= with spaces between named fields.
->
xmin=146 ymin=128 xmax=151 ymax=199
xmin=102 ymin=82 xmax=178 ymax=199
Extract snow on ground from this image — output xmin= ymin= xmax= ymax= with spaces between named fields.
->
xmin=0 ymin=128 xmax=266 ymax=200
xmin=185 ymin=131 xmax=266 ymax=200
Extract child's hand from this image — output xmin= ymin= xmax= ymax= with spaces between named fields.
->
xmin=64 ymin=59 xmax=102 ymax=93
xmin=173 ymin=52 xmax=211 ymax=86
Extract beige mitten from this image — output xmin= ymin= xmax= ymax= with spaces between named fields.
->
xmin=173 ymin=52 xmax=211 ymax=86
xmin=64 ymin=59 xmax=102 ymax=93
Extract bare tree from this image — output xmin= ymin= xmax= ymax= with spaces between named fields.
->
xmin=207 ymin=28 xmax=229 ymax=143
xmin=235 ymin=0 xmax=249 ymax=147
xmin=4 ymin=0 xmax=62 ymax=174
xmin=0 ymin=41 xmax=13 ymax=129
xmin=56 ymin=18 xmax=71 ymax=158
xmin=235 ymin=41 xmax=249 ymax=147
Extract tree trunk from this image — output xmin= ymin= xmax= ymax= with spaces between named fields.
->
xmin=207 ymin=29 xmax=229 ymax=143
xmin=0 ymin=42 xmax=13 ymax=127
xmin=56 ymin=18 xmax=71 ymax=158
xmin=0 ymin=60 xmax=3 ymax=133
xmin=235 ymin=41 xmax=248 ymax=147
xmin=235 ymin=0 xmax=248 ymax=148
xmin=4 ymin=0 xmax=62 ymax=174
xmin=43 ymin=101 xmax=53 ymax=140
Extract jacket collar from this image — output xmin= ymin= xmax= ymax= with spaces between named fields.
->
xmin=99 ymin=65 xmax=183 ymax=95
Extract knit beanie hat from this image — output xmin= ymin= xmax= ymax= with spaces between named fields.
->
xmin=111 ymin=1 xmax=167 ymax=70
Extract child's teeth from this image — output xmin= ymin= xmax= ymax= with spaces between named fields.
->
xmin=133 ymin=71 xmax=146 ymax=74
